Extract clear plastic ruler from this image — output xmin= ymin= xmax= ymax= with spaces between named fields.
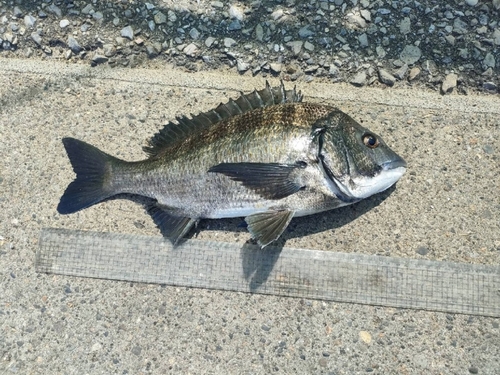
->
xmin=36 ymin=228 xmax=500 ymax=317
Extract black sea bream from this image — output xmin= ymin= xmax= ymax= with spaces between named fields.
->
xmin=58 ymin=81 xmax=406 ymax=247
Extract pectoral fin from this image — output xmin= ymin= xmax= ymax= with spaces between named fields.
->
xmin=208 ymin=162 xmax=306 ymax=200
xmin=146 ymin=203 xmax=197 ymax=244
xmin=245 ymin=210 xmax=295 ymax=248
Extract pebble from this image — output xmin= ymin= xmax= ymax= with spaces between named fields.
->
xmin=224 ymin=38 xmax=237 ymax=48
xmin=482 ymin=82 xmax=497 ymax=92
xmin=394 ymin=64 xmax=408 ymax=80
xmin=378 ymin=68 xmax=396 ymax=86
xmin=465 ymin=0 xmax=478 ymax=6
xmin=183 ymin=43 xmax=198 ymax=57
xmin=255 ymin=24 xmax=263 ymax=41
xmin=121 ymin=26 xmax=134 ymax=40
xmin=350 ymin=71 xmax=367 ymax=87
xmin=483 ymin=53 xmax=495 ymax=68
xmin=31 ymin=32 xmax=42 ymax=46
xmin=287 ymin=40 xmax=303 ymax=56
xmin=441 ymin=73 xmax=458 ymax=94
xmin=189 ymin=28 xmax=200 ymax=40
xmin=24 ymin=15 xmax=36 ymax=28
xmin=399 ymin=45 xmax=421 ymax=65
xmin=237 ymin=60 xmax=250 ymax=73
xmin=359 ymin=331 xmax=372 ymax=344
xmin=47 ymin=4 xmax=62 ymax=18
xmin=103 ymin=44 xmax=116 ymax=57
xmin=205 ymin=37 xmax=216 ymax=48
xmin=59 ymin=19 xmax=70 ymax=29
xmin=154 ymin=12 xmax=167 ymax=25
xmin=81 ymin=4 xmax=93 ymax=15
xmin=229 ymin=5 xmax=244 ymax=21
xmin=399 ymin=17 xmax=411 ymax=34
xmin=416 ymin=246 xmax=429 ymax=256
xmin=270 ymin=63 xmax=282 ymax=73
xmin=92 ymin=54 xmax=108 ymax=65
xmin=453 ymin=18 xmax=468 ymax=34
xmin=298 ymin=26 xmax=314 ymax=38
xmin=67 ymin=36 xmax=82 ymax=53
xmin=408 ymin=67 xmax=421 ymax=81
xmin=358 ymin=33 xmax=368 ymax=47
xmin=303 ymin=41 xmax=314 ymax=51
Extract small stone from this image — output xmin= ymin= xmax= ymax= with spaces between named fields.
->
xmin=465 ymin=0 xmax=478 ymax=6
xmin=408 ymin=67 xmax=421 ymax=81
xmin=468 ymin=366 xmax=479 ymax=374
xmin=304 ymin=41 xmax=314 ymax=51
xmin=237 ymin=60 xmax=250 ymax=73
xmin=378 ymin=68 xmax=396 ymax=86
xmin=287 ymin=40 xmax=303 ymax=55
xmin=359 ymin=331 xmax=372 ymax=344
xmin=121 ymin=26 xmax=134 ymax=40
xmin=350 ymin=71 xmax=367 ymax=87
xmin=24 ymin=15 xmax=36 ymax=28
xmin=31 ymin=32 xmax=42 ymax=46
xmin=483 ymin=53 xmax=495 ymax=68
xmin=189 ymin=28 xmax=200 ymax=40
xmin=103 ymin=44 xmax=116 ymax=57
xmin=492 ymin=29 xmax=500 ymax=45
xmin=400 ymin=17 xmax=411 ymax=34
xmin=67 ymin=37 xmax=82 ymax=53
xmin=60 ymin=19 xmax=70 ymax=29
xmin=255 ymin=24 xmax=263 ymax=41
xmin=228 ymin=20 xmax=242 ymax=31
xmin=145 ymin=43 xmax=159 ymax=57
xmin=441 ymin=73 xmax=458 ymax=94
xmin=211 ymin=1 xmax=224 ymax=8
xmin=400 ymin=45 xmax=421 ymax=65
xmin=329 ymin=65 xmax=339 ymax=77
xmin=358 ymin=33 xmax=368 ymax=47
xmin=205 ymin=36 xmax=216 ymax=48
xmin=376 ymin=46 xmax=386 ymax=58
xmin=81 ymin=4 xmax=94 ymax=15
xmin=298 ymin=26 xmax=314 ymax=38
xmin=93 ymin=12 xmax=103 ymax=22
xmin=224 ymin=38 xmax=237 ymax=48
xmin=270 ymin=63 xmax=282 ymax=73
xmin=168 ymin=10 xmax=177 ymax=22
xmin=445 ymin=35 xmax=455 ymax=45
xmin=229 ymin=5 xmax=244 ymax=21
xmin=47 ymin=4 xmax=62 ymax=18
xmin=422 ymin=60 xmax=438 ymax=75
xmin=360 ymin=9 xmax=371 ymax=22
xmin=416 ymin=246 xmax=429 ymax=256
xmin=453 ymin=18 xmax=468 ymax=34
xmin=13 ymin=6 xmax=23 ymax=18
xmin=346 ymin=14 xmax=366 ymax=29
xmin=92 ymin=54 xmax=108 ymax=65
xmin=272 ymin=9 xmax=284 ymax=21
xmin=482 ymin=82 xmax=497 ymax=92
xmin=394 ymin=64 xmax=408 ymax=80
xmin=65 ymin=50 xmax=72 ymax=59
xmin=154 ymin=11 xmax=167 ymax=25
xmin=183 ymin=43 xmax=198 ymax=57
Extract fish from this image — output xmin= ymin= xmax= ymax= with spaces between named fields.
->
xmin=57 ymin=81 xmax=406 ymax=247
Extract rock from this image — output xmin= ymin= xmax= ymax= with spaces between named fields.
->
xmin=482 ymin=82 xmax=497 ymax=92
xmin=399 ymin=45 xmax=421 ymax=65
xmin=60 ymin=19 xmax=70 ymax=29
xmin=211 ymin=1 xmax=224 ymax=8
xmin=286 ymin=40 xmax=302 ymax=56
xmin=350 ymin=71 xmax=367 ymax=87
xmin=121 ymin=26 xmax=134 ymax=40
xmin=360 ymin=9 xmax=371 ymax=22
xmin=13 ymin=6 xmax=23 ymax=18
xmin=378 ymin=69 xmax=396 ymax=86
xmin=47 ymin=4 xmax=62 ymax=18
xmin=329 ymin=65 xmax=339 ymax=77
xmin=298 ymin=26 xmax=314 ymax=38
xmin=408 ymin=67 xmax=421 ymax=81
xmin=394 ymin=64 xmax=408 ymax=80
xmin=255 ymin=24 xmax=263 ymax=41
xmin=168 ymin=10 xmax=177 ymax=22
xmin=183 ymin=43 xmax=198 ymax=57
xmin=31 ymin=32 xmax=42 ymax=46
xmin=24 ymin=15 xmax=36 ymax=28
xmin=272 ymin=9 xmax=284 ymax=21
xmin=445 ymin=35 xmax=455 ymax=45
xmin=270 ymin=63 xmax=282 ymax=73
xmin=81 ymin=4 xmax=94 ymax=14
xmin=189 ymin=28 xmax=200 ymax=40
xmin=93 ymin=12 xmax=103 ymax=22
xmin=453 ymin=18 xmax=468 ymax=34
xmin=416 ymin=246 xmax=429 ymax=256
xmin=205 ymin=36 xmax=216 ymax=48
xmin=154 ymin=12 xmax=167 ymax=25
xmin=376 ymin=46 xmax=386 ymax=58
xmin=229 ymin=5 xmax=244 ymax=21
xmin=441 ymin=73 xmax=458 ymax=94
xmin=483 ymin=53 xmax=495 ymax=68
xmin=399 ymin=17 xmax=411 ymax=34
xmin=103 ymin=44 xmax=116 ymax=57
xmin=224 ymin=37 xmax=237 ymax=47
xmin=92 ymin=54 xmax=108 ymax=65
xmin=145 ymin=43 xmax=159 ymax=58
xmin=422 ymin=60 xmax=438 ymax=75
xmin=228 ymin=20 xmax=242 ymax=31
xmin=304 ymin=41 xmax=314 ymax=51
xmin=237 ymin=60 xmax=250 ymax=73
xmin=67 ymin=36 xmax=82 ymax=53
xmin=358 ymin=33 xmax=368 ymax=47
xmin=465 ymin=0 xmax=478 ymax=6
xmin=346 ymin=13 xmax=366 ymax=29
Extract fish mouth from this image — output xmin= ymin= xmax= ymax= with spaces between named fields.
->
xmin=381 ymin=157 xmax=407 ymax=171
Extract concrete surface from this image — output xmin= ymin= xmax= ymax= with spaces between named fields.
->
xmin=1 ymin=57 xmax=499 ymax=374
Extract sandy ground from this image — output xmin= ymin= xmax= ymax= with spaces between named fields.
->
xmin=1 ymin=58 xmax=499 ymax=374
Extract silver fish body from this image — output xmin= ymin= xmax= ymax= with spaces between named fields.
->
xmin=58 ymin=82 xmax=406 ymax=247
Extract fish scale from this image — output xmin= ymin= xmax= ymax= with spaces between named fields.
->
xmin=57 ymin=81 xmax=406 ymax=247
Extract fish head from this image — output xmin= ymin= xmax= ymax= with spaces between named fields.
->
xmin=314 ymin=110 xmax=407 ymax=201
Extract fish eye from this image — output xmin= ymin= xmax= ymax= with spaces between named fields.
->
xmin=362 ymin=133 xmax=379 ymax=149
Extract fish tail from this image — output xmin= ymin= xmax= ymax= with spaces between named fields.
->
xmin=57 ymin=137 xmax=120 ymax=214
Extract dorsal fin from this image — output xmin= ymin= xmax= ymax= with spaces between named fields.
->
xmin=143 ymin=80 xmax=303 ymax=158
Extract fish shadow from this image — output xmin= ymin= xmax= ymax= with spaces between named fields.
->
xmin=109 ymin=185 xmax=397 ymax=292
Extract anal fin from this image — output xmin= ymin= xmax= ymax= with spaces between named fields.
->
xmin=245 ymin=210 xmax=295 ymax=248
xmin=146 ymin=203 xmax=197 ymax=245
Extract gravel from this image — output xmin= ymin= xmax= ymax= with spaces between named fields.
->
xmin=0 ymin=0 xmax=498 ymax=93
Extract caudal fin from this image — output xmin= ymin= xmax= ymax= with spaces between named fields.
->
xmin=57 ymin=137 xmax=119 ymax=214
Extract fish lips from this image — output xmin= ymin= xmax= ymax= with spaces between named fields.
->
xmin=381 ymin=156 xmax=407 ymax=171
